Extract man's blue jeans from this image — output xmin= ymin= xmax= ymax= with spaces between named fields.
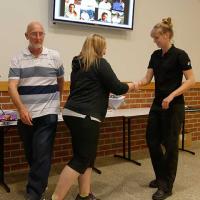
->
xmin=18 ymin=114 xmax=58 ymax=200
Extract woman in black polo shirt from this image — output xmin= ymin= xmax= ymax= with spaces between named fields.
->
xmin=135 ymin=18 xmax=195 ymax=200
xmin=51 ymin=34 xmax=135 ymax=200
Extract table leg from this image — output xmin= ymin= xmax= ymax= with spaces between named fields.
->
xmin=127 ymin=118 xmax=141 ymax=166
xmin=0 ymin=127 xmax=10 ymax=192
xmin=92 ymin=167 xmax=102 ymax=174
xmin=114 ymin=117 xmax=126 ymax=159
xmin=114 ymin=117 xmax=141 ymax=166
xmin=179 ymin=121 xmax=195 ymax=155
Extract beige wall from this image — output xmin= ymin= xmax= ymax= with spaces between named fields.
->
xmin=1 ymin=0 xmax=200 ymax=81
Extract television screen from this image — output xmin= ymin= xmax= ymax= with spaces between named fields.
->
xmin=52 ymin=0 xmax=135 ymax=30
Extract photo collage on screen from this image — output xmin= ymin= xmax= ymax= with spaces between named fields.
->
xmin=64 ymin=0 xmax=127 ymax=25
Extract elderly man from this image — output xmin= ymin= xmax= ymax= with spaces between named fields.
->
xmin=8 ymin=21 xmax=64 ymax=200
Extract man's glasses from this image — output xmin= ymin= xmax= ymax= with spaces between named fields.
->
xmin=29 ymin=32 xmax=45 ymax=38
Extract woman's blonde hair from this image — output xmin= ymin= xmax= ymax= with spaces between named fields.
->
xmin=151 ymin=17 xmax=174 ymax=39
xmin=79 ymin=34 xmax=106 ymax=71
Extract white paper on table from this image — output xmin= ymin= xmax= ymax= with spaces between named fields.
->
xmin=108 ymin=95 xmax=125 ymax=109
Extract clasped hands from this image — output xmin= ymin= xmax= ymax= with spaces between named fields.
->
xmin=128 ymin=81 xmax=142 ymax=91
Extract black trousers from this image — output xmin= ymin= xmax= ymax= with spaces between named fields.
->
xmin=63 ymin=116 xmax=100 ymax=174
xmin=18 ymin=114 xmax=58 ymax=200
xmin=146 ymin=102 xmax=184 ymax=192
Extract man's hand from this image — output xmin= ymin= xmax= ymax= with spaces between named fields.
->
xmin=19 ymin=107 xmax=33 ymax=125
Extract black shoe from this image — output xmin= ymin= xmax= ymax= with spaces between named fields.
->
xmin=25 ymin=193 xmax=48 ymax=200
xmin=88 ymin=193 xmax=100 ymax=200
xmin=152 ymin=189 xmax=172 ymax=200
xmin=149 ymin=179 xmax=158 ymax=188
xmin=75 ymin=194 xmax=87 ymax=200
xmin=25 ymin=194 xmax=34 ymax=200
xmin=75 ymin=193 xmax=100 ymax=200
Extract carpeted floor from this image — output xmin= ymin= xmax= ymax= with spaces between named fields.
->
xmin=0 ymin=145 xmax=200 ymax=200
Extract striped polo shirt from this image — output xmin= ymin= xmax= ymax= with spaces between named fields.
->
xmin=8 ymin=47 xmax=64 ymax=119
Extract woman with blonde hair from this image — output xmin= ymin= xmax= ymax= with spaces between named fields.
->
xmin=51 ymin=34 xmax=135 ymax=200
xmin=135 ymin=18 xmax=195 ymax=200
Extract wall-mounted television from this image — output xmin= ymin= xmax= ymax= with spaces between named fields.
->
xmin=52 ymin=0 xmax=135 ymax=30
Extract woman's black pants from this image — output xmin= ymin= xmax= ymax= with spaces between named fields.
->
xmin=146 ymin=102 xmax=184 ymax=192
xmin=63 ymin=115 xmax=100 ymax=174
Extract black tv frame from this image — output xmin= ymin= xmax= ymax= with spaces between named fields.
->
xmin=52 ymin=0 xmax=135 ymax=30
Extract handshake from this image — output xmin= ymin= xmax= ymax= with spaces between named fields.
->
xmin=128 ymin=81 xmax=142 ymax=91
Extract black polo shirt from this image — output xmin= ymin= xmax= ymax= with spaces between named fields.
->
xmin=148 ymin=45 xmax=192 ymax=104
